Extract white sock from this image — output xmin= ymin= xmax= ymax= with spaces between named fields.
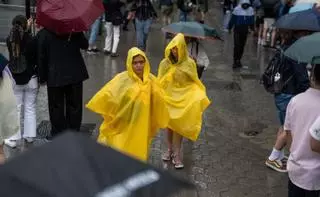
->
xmin=268 ymin=148 xmax=281 ymax=161
xmin=279 ymin=149 xmax=285 ymax=160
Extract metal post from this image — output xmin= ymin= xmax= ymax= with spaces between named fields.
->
xmin=25 ymin=0 xmax=31 ymax=18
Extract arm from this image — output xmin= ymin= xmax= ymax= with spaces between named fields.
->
xmin=292 ymin=61 xmax=310 ymax=94
xmin=197 ymin=44 xmax=210 ymax=69
xmin=37 ymin=30 xmax=48 ymax=84
xmin=310 ymin=116 xmax=320 ymax=153
xmin=227 ymin=14 xmax=236 ymax=30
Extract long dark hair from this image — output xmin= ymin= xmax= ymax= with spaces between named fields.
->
xmin=8 ymin=15 xmax=27 ymax=59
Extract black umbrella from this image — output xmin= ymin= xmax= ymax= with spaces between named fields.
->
xmin=275 ymin=8 xmax=320 ymax=31
xmin=260 ymin=0 xmax=279 ymax=8
xmin=0 ymin=132 xmax=194 ymax=197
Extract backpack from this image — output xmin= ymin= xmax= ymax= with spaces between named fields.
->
xmin=261 ymin=49 xmax=293 ymax=94
xmin=7 ymin=26 xmax=28 ymax=74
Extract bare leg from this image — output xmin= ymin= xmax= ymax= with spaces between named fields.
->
xmin=0 ymin=144 xmax=5 ymax=164
xmin=162 ymin=128 xmax=173 ymax=161
xmin=167 ymin=128 xmax=173 ymax=151
xmin=172 ymin=132 xmax=184 ymax=168
xmin=270 ymin=30 xmax=277 ymax=47
xmin=274 ymin=128 xmax=287 ymax=150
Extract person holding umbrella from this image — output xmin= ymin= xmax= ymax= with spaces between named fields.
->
xmin=87 ymin=47 xmax=169 ymax=161
xmin=158 ymin=33 xmax=210 ymax=169
xmin=227 ymin=0 xmax=255 ymax=69
xmin=37 ymin=29 xmax=89 ymax=139
xmin=36 ymin=0 xmax=104 ymax=139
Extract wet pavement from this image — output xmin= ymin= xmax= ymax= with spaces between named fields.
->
xmin=0 ymin=2 xmax=289 ymax=197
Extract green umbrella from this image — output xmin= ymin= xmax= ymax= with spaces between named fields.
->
xmin=284 ymin=32 xmax=320 ymax=64
xmin=162 ymin=22 xmax=222 ymax=40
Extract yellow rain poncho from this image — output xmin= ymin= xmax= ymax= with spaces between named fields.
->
xmin=86 ymin=47 xmax=169 ymax=161
xmin=158 ymin=33 xmax=211 ymax=141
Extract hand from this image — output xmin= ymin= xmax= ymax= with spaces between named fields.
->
xmin=27 ymin=18 xmax=34 ymax=29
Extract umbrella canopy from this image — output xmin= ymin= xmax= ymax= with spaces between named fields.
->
xmin=275 ymin=8 xmax=320 ymax=31
xmin=36 ymin=0 xmax=104 ymax=34
xmin=260 ymin=0 xmax=279 ymax=8
xmin=289 ymin=3 xmax=314 ymax=13
xmin=284 ymin=32 xmax=320 ymax=64
xmin=162 ymin=22 xmax=222 ymax=40
xmin=0 ymin=132 xmax=193 ymax=197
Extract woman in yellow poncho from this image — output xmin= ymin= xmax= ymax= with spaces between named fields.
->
xmin=86 ymin=47 xmax=169 ymax=161
xmin=158 ymin=33 xmax=211 ymax=169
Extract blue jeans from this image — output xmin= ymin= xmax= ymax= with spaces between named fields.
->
xmin=135 ymin=19 xmax=152 ymax=51
xmin=179 ymin=11 xmax=190 ymax=22
xmin=274 ymin=93 xmax=294 ymax=125
xmin=88 ymin=16 xmax=102 ymax=46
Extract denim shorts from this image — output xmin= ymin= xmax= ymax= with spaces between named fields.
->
xmin=274 ymin=93 xmax=293 ymax=125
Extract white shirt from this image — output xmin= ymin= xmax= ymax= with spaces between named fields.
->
xmin=187 ymin=42 xmax=210 ymax=70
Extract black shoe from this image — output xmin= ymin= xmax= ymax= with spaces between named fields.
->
xmin=104 ymin=50 xmax=111 ymax=55
xmin=92 ymin=48 xmax=100 ymax=53
xmin=111 ymin=53 xmax=119 ymax=57
xmin=232 ymin=62 xmax=242 ymax=69
xmin=87 ymin=49 xmax=96 ymax=54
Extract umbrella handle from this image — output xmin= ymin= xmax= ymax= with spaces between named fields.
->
xmin=68 ymin=31 xmax=73 ymax=42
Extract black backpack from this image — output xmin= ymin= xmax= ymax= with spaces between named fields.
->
xmin=261 ymin=49 xmax=293 ymax=94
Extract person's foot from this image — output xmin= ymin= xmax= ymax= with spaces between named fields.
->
xmin=92 ymin=48 xmax=100 ymax=53
xmin=232 ymin=62 xmax=242 ymax=69
xmin=24 ymin=137 xmax=34 ymax=143
xmin=111 ymin=53 xmax=119 ymax=58
xmin=162 ymin=150 xmax=173 ymax=161
xmin=45 ymin=136 xmax=53 ymax=142
xmin=4 ymin=139 xmax=17 ymax=149
xmin=104 ymin=50 xmax=111 ymax=56
xmin=265 ymin=159 xmax=287 ymax=173
xmin=172 ymin=154 xmax=184 ymax=169
xmin=87 ymin=48 xmax=99 ymax=54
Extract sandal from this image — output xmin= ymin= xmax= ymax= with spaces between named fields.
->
xmin=162 ymin=150 xmax=172 ymax=161
xmin=172 ymin=154 xmax=184 ymax=169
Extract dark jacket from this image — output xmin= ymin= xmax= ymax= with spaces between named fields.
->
xmin=131 ymin=0 xmax=157 ymax=20
xmin=37 ymin=29 xmax=89 ymax=87
xmin=104 ymin=0 xmax=125 ymax=25
xmin=6 ymin=32 xmax=37 ymax=85
xmin=177 ymin=0 xmax=194 ymax=12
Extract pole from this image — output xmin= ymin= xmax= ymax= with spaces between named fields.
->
xmin=25 ymin=0 xmax=31 ymax=19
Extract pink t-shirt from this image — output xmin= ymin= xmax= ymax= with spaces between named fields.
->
xmin=284 ymin=88 xmax=320 ymax=191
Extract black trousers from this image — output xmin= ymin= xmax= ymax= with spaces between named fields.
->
xmin=47 ymin=82 xmax=83 ymax=137
xmin=233 ymin=26 xmax=249 ymax=64
xmin=288 ymin=180 xmax=320 ymax=197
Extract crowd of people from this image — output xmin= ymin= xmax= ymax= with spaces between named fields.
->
xmin=0 ymin=0 xmax=320 ymax=196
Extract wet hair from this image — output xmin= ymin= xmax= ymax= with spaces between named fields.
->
xmin=313 ymin=64 xmax=320 ymax=85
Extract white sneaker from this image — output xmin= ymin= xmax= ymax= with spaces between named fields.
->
xmin=4 ymin=139 xmax=17 ymax=148
xmin=24 ymin=137 xmax=34 ymax=143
